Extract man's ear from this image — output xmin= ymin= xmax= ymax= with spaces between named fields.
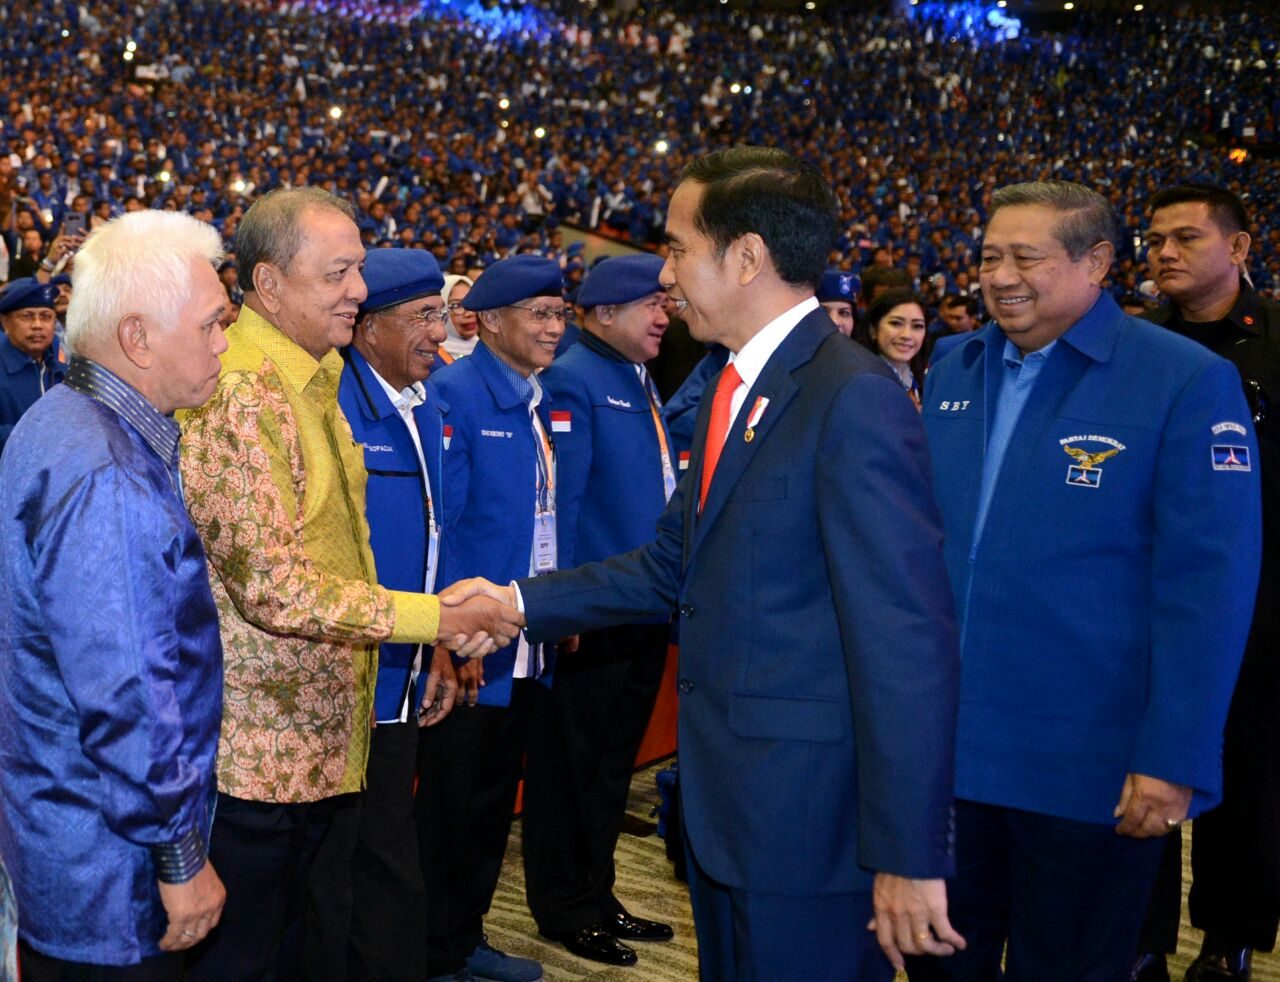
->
xmin=254 ymin=262 xmax=283 ymax=315
xmin=734 ymin=232 xmax=767 ymax=287
xmin=1230 ymin=230 xmax=1253 ymax=269
xmin=478 ymin=309 xmax=501 ymax=339
xmin=117 ymin=314 xmax=152 ymax=369
xmin=1086 ymin=241 xmax=1115 ymax=286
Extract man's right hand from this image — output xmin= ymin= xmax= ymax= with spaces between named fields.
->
xmin=157 ymin=861 xmax=225 ymax=952
xmin=437 ymin=578 xmax=524 ymax=655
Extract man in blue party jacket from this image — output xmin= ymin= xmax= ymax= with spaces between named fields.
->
xmin=417 ymin=254 xmax=567 ymax=982
xmin=0 ymin=210 xmax=229 ymax=979
xmin=337 ymin=247 xmax=460 ymax=982
xmin=0 ymin=277 xmax=67 ymax=454
xmin=911 ymin=181 xmax=1262 ymax=981
xmin=522 ymin=254 xmax=677 ymax=968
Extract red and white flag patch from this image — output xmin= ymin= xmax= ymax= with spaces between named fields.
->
xmin=443 ymin=424 xmax=453 ymax=450
xmin=550 ymin=410 xmax=572 ymax=433
xmin=678 ymin=450 xmax=691 ymax=471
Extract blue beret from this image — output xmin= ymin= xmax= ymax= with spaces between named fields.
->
xmin=359 ymin=248 xmax=445 ymax=316
xmin=463 ymin=255 xmax=563 ymax=311
xmin=577 ymin=254 xmax=666 ymax=309
xmin=817 ymin=269 xmax=857 ymax=303
xmin=0 ymin=278 xmax=58 ymax=314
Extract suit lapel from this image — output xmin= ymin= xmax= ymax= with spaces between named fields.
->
xmin=687 ymin=312 xmax=830 ymax=558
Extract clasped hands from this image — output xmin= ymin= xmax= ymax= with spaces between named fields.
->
xmin=436 ymin=577 xmax=523 ymax=659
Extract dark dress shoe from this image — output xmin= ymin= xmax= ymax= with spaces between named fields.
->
xmin=1131 ymin=952 xmax=1170 ymax=982
xmin=1184 ymin=946 xmax=1251 ymax=981
xmin=548 ymin=925 xmax=637 ymax=966
xmin=609 ymin=910 xmax=674 ymax=942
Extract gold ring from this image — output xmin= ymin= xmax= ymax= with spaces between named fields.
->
xmin=916 ymin=931 xmax=931 ymax=942
xmin=1164 ymin=818 xmax=1180 ymax=829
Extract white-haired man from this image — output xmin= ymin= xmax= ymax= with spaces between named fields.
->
xmin=0 ymin=210 xmax=230 ymax=980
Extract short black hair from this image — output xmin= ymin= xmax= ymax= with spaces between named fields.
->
xmin=680 ymin=146 xmax=837 ymax=291
xmin=860 ymin=264 xmax=912 ymax=301
xmin=1148 ymin=183 xmax=1249 ymax=236
xmin=941 ymin=293 xmax=979 ymax=316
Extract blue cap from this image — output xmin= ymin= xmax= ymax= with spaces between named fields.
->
xmin=359 ymin=248 xmax=445 ymax=316
xmin=0 ymin=278 xmax=58 ymax=315
xmin=817 ymin=269 xmax=857 ymax=303
xmin=463 ymin=255 xmax=563 ymax=311
xmin=577 ymin=254 xmax=666 ymax=309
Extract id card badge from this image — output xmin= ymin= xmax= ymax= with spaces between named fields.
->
xmin=425 ymin=517 xmax=441 ymax=594
xmin=533 ymin=511 xmax=557 ymax=574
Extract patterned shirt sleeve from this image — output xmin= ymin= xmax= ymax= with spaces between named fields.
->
xmin=181 ymin=369 xmax=435 ymax=643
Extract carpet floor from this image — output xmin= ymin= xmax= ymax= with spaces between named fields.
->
xmin=483 ymin=761 xmax=1279 ymax=980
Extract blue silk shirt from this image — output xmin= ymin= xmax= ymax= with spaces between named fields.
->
xmin=0 ymin=357 xmax=223 ymax=965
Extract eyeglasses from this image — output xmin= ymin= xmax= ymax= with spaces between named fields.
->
xmin=508 ymin=302 xmax=569 ymax=322
xmin=7 ymin=310 xmax=56 ymax=326
xmin=397 ymin=304 xmax=453 ymax=327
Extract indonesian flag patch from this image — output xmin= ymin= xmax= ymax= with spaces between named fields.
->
xmin=443 ymin=424 xmax=453 ymax=450
xmin=550 ymin=410 xmax=572 ymax=433
xmin=678 ymin=450 xmax=691 ymax=471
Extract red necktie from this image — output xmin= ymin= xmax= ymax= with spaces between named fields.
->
xmin=699 ymin=362 xmax=742 ymax=512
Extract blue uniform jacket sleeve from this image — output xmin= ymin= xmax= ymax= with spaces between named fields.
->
xmin=1132 ymin=357 xmax=1262 ymax=811
xmin=662 ymin=348 xmax=725 ymax=457
xmin=817 ymin=372 xmax=961 ymax=878
xmin=33 ymin=465 xmax=209 ymax=878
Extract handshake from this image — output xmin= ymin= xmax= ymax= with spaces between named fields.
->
xmin=436 ymin=578 xmax=525 ymax=659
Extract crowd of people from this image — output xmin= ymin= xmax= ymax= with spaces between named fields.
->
xmin=2 ymin=2 xmax=1280 ymax=982
xmin=3 ymin=0 xmax=1280 ymax=308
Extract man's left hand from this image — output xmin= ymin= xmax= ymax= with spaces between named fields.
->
xmin=157 ymin=861 xmax=225 ymax=952
xmin=868 ymin=874 xmax=965 ymax=971
xmin=1113 ymin=773 xmax=1192 ymax=838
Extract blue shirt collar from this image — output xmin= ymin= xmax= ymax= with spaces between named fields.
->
xmin=480 ymin=340 xmax=542 ymax=410
xmin=63 ymin=355 xmax=182 ymax=466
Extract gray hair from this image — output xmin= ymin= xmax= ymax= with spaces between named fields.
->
xmin=235 ymin=186 xmax=356 ymax=290
xmin=989 ymin=181 xmax=1118 ymax=260
xmin=65 ymin=210 xmax=224 ymax=356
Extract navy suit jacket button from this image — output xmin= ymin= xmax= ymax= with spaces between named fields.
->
xmin=679 ymin=604 xmax=695 ymax=618
xmin=678 ymin=678 xmax=694 ymax=694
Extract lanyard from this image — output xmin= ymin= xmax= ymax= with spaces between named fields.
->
xmin=531 ymin=409 xmax=555 ymax=515
xmin=645 ymin=388 xmax=678 ymax=502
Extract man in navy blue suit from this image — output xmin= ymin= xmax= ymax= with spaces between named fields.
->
xmin=337 ymin=248 xmax=461 ymax=982
xmin=448 ymin=146 xmax=965 ymax=980
xmin=522 ymin=254 xmax=678 ymax=968
xmin=913 ymin=181 xmax=1262 ymax=982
